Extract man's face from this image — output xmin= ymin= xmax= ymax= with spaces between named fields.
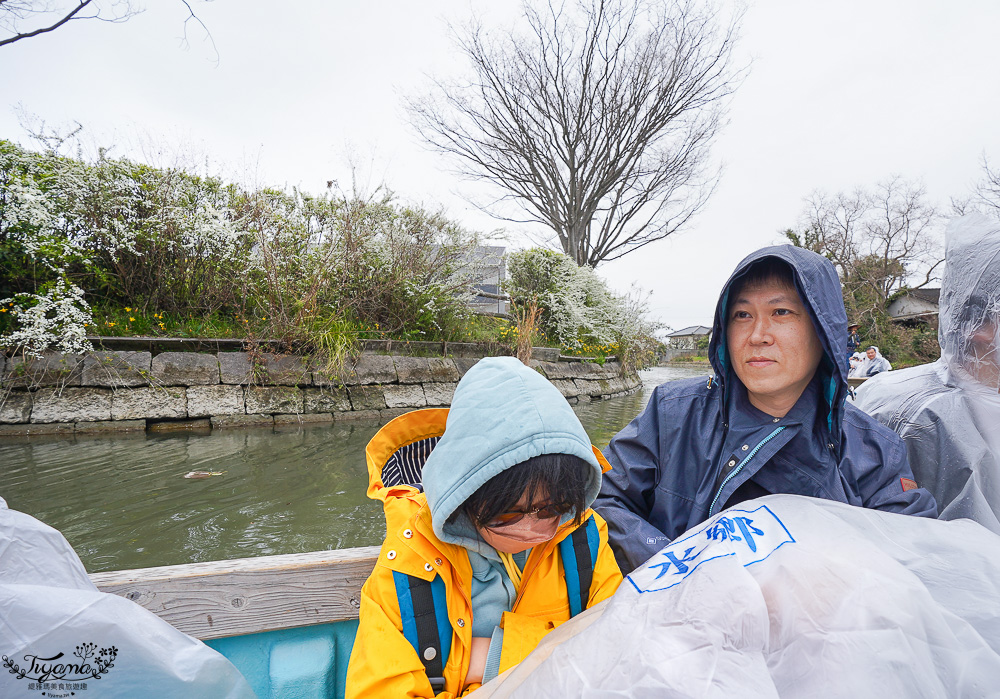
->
xmin=866 ymin=348 xmax=876 ymax=360
xmin=967 ymin=318 xmax=1000 ymax=391
xmin=727 ymin=280 xmax=825 ymax=417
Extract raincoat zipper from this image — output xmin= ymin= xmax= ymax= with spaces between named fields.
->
xmin=709 ymin=426 xmax=786 ymax=515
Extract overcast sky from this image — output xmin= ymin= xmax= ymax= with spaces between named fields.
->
xmin=3 ymin=0 xmax=999 ymax=331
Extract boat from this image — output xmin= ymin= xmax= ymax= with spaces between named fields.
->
xmin=89 ymin=547 xmax=379 ymax=699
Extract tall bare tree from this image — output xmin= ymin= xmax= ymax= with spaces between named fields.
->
xmin=0 ymin=0 xmax=210 ymax=49
xmin=784 ymin=177 xmax=943 ymax=360
xmin=408 ymin=0 xmax=742 ymax=267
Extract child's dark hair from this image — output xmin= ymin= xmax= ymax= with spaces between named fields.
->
xmin=450 ymin=453 xmax=593 ymax=530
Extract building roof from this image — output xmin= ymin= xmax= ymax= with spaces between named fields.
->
xmin=906 ymin=287 xmax=940 ymax=304
xmin=666 ymin=325 xmax=712 ymax=337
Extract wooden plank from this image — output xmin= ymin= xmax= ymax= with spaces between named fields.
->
xmin=847 ymin=376 xmax=868 ymax=388
xmin=89 ymin=546 xmax=381 ymax=640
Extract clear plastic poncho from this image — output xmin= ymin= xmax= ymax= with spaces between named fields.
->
xmin=856 ymin=214 xmax=1000 ymax=532
xmin=473 ymin=494 xmax=1000 ymax=698
xmin=0 ymin=498 xmax=256 ymax=698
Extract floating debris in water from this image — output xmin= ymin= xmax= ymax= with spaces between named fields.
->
xmin=183 ymin=471 xmax=226 ymax=479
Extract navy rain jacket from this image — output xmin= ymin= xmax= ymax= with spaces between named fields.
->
xmin=593 ymin=245 xmax=938 ymax=573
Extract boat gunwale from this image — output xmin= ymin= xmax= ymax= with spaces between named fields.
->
xmin=89 ymin=545 xmax=380 ymax=640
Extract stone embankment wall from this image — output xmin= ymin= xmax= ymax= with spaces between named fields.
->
xmin=0 ymin=348 xmax=640 ymax=437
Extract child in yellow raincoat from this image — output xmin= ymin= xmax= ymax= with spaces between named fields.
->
xmin=346 ymin=357 xmax=623 ymax=698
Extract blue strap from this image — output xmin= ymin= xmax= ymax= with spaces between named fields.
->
xmin=392 ymin=570 xmax=420 ymax=652
xmin=560 ymin=517 xmax=598 ymax=618
xmin=429 ymin=574 xmax=452 ymax=669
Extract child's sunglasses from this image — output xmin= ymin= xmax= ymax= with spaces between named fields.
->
xmin=485 ymin=502 xmax=570 ymax=529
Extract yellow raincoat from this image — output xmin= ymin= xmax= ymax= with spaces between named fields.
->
xmin=346 ymin=408 xmax=623 ymax=698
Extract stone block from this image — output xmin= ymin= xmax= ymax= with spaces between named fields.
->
xmin=423 ymin=382 xmax=457 ymax=406
xmin=111 ymin=386 xmax=187 ymax=420
xmin=4 ymin=353 xmax=85 ymax=388
xmin=531 ymin=347 xmax=560 ymax=362
xmin=603 ymin=362 xmax=625 ymax=380
xmin=379 ymin=407 xmax=411 ymax=422
xmin=151 ymin=352 xmax=220 ymax=386
xmin=453 ymin=357 xmax=480 ymax=377
xmin=31 ymin=387 xmax=112 ymax=423
xmin=316 ymin=354 xmax=397 ymax=386
xmin=81 ymin=351 xmax=152 ymax=387
xmin=148 ymin=418 xmax=211 ymax=432
xmin=260 ymin=353 xmax=311 ymax=386
xmin=245 ymin=386 xmax=304 ymax=414
xmin=0 ymin=422 xmax=74 ymax=437
xmin=573 ymin=378 xmax=609 ymax=397
xmin=534 ymin=361 xmax=578 ymax=380
xmin=348 ymin=385 xmax=386 ymax=411
xmin=0 ymin=391 xmax=32 ymax=423
xmin=549 ymin=379 xmax=580 ymax=398
xmin=219 ymin=352 xmax=254 ymax=385
xmin=187 ymin=385 xmax=245 ymax=417
xmin=393 ymin=356 xmax=460 ymax=384
xmin=303 ymin=387 xmax=351 ymax=414
xmin=75 ymin=419 xmax=146 ymax=434
xmin=212 ymin=414 xmax=274 ymax=429
xmin=334 ymin=409 xmax=380 ymax=422
xmin=601 ymin=377 xmax=625 ymax=395
xmin=274 ymin=413 xmax=334 ymax=426
xmin=383 ymin=384 xmax=426 ymax=409
xmin=580 ymin=361 xmax=610 ymax=378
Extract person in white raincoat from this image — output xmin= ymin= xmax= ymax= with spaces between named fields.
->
xmin=856 ymin=346 xmax=891 ymax=377
xmin=856 ymin=214 xmax=1000 ymax=533
xmin=0 ymin=498 xmax=255 ymax=699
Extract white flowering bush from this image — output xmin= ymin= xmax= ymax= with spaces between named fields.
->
xmin=505 ymin=248 xmax=661 ymax=370
xmin=1 ymin=137 xmax=494 ymax=364
xmin=0 ymin=280 xmax=93 ymax=358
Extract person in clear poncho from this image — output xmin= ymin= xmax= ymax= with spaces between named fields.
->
xmin=857 ymin=346 xmax=892 ymax=377
xmin=856 ymin=214 xmax=1000 ymax=533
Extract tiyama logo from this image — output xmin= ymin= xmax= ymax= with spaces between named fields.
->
xmin=3 ymin=641 xmax=117 ymax=695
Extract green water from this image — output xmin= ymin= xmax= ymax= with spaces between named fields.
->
xmin=0 ymin=365 xmax=709 ymax=573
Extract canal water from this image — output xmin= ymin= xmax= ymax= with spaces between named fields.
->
xmin=0 ymin=364 xmax=709 ymax=573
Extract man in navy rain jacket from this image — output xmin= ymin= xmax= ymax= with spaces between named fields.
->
xmin=594 ymin=245 xmax=938 ymax=573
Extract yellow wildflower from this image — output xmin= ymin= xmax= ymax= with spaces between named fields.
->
xmin=125 ymin=307 xmax=132 ymax=312
xmin=129 ymin=317 xmax=135 ymax=322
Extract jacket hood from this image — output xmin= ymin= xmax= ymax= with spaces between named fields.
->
xmin=938 ymin=214 xmax=1000 ymax=392
xmin=708 ymin=245 xmax=848 ymax=443
xmin=422 ymin=357 xmax=606 ymax=551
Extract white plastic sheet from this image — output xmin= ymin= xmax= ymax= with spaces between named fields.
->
xmin=0 ymin=498 xmax=256 ymax=698
xmin=474 ymin=495 xmax=1000 ymax=698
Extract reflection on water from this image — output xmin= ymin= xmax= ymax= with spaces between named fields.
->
xmin=0 ymin=364 xmax=710 ymax=572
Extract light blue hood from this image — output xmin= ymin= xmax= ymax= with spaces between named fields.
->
xmin=422 ymin=357 xmax=603 ymax=552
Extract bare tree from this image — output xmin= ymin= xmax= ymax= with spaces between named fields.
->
xmin=784 ymin=177 xmax=943 ymax=356
xmin=408 ymin=0 xmax=743 ymax=267
xmin=965 ymin=155 xmax=1000 ymax=217
xmin=0 ymin=0 xmax=211 ymax=50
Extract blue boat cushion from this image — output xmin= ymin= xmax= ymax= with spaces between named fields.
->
xmin=381 ymin=437 xmax=441 ymax=489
